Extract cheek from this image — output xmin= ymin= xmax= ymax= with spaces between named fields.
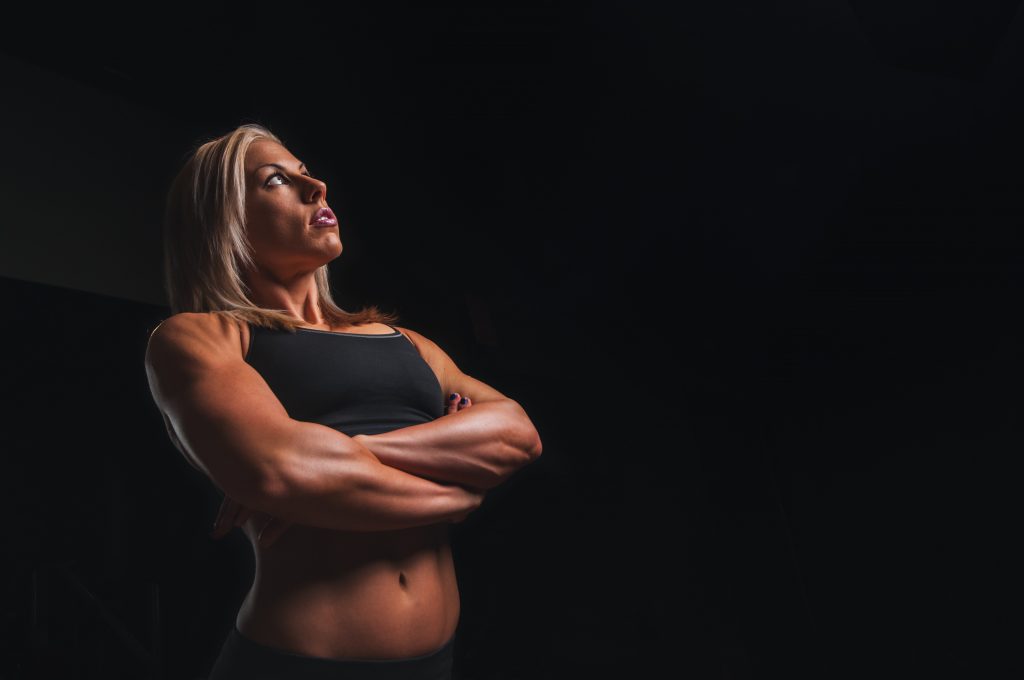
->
xmin=245 ymin=199 xmax=287 ymax=239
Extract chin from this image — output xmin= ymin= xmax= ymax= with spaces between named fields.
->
xmin=320 ymin=241 xmax=343 ymax=259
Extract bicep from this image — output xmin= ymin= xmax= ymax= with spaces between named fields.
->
xmin=446 ymin=370 xmax=509 ymax=405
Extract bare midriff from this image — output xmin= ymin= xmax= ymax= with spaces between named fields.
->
xmin=235 ymin=521 xmax=460 ymax=660
xmin=233 ymin=319 xmax=460 ymax=660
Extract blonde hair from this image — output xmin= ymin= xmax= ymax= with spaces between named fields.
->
xmin=161 ymin=122 xmax=398 ymax=332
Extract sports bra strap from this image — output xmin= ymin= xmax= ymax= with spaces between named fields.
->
xmin=392 ymin=325 xmax=420 ymax=350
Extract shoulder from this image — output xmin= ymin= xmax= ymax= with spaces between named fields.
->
xmin=393 ymin=326 xmax=453 ymax=364
xmin=146 ymin=312 xmax=245 ymax=372
xmin=393 ymin=325 xmax=426 ymax=347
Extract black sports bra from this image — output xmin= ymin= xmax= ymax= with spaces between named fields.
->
xmin=243 ymin=323 xmax=445 ymax=436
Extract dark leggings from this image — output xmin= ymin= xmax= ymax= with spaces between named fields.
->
xmin=207 ymin=625 xmax=455 ymax=680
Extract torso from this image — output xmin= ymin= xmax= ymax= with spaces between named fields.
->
xmin=233 ymin=319 xmax=461 ymax=659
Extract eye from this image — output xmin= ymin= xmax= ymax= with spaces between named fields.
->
xmin=266 ymin=171 xmax=316 ymax=186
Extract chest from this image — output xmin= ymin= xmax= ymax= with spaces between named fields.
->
xmin=242 ymin=326 xmax=445 ymax=434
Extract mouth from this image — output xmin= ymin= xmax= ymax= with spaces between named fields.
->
xmin=310 ymin=206 xmax=338 ymax=227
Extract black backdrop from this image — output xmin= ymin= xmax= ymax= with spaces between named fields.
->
xmin=2 ymin=2 xmax=1023 ymax=679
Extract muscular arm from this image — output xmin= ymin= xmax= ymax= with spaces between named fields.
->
xmin=267 ymin=422 xmax=486 ymax=531
xmin=146 ymin=313 xmax=484 ymax=533
xmin=351 ymin=326 xmax=543 ymax=490
xmin=354 ymin=398 xmax=540 ymax=490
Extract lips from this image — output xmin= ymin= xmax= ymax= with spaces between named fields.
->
xmin=310 ymin=206 xmax=338 ymax=226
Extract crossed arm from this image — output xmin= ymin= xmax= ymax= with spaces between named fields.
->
xmin=208 ymin=325 xmax=542 ymax=543
xmin=353 ymin=326 xmax=542 ymax=491
xmin=354 ymin=389 xmax=541 ymax=492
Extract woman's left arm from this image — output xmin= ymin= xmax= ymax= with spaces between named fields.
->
xmin=353 ymin=327 xmax=542 ymax=490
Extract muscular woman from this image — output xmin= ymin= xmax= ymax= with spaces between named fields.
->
xmin=143 ymin=123 xmax=542 ymax=679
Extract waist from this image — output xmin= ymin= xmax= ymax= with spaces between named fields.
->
xmin=236 ymin=524 xmax=460 ymax=658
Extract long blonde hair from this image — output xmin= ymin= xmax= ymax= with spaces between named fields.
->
xmin=161 ymin=122 xmax=398 ymax=332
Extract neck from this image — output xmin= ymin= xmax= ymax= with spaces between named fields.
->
xmin=244 ymin=267 xmax=325 ymax=325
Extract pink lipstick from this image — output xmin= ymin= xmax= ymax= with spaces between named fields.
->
xmin=310 ymin=207 xmax=338 ymax=227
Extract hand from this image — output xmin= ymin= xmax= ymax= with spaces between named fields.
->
xmin=209 ymin=493 xmax=293 ymax=550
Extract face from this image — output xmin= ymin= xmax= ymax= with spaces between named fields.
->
xmin=243 ymin=139 xmax=341 ymax=277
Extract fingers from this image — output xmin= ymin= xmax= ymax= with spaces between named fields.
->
xmin=445 ymin=393 xmax=472 ymax=415
xmin=211 ymin=500 xmax=292 ymax=550
xmin=211 ymin=495 xmax=257 ymax=540
xmin=210 ymin=495 xmax=243 ymax=539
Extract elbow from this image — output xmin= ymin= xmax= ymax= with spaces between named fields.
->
xmin=516 ymin=421 xmax=543 ymax=463
xmin=519 ymin=434 xmax=542 ymax=467
xmin=505 ymin=400 xmax=543 ymax=461
xmin=527 ymin=432 xmax=543 ymax=461
xmin=508 ymin=424 xmax=543 ymax=467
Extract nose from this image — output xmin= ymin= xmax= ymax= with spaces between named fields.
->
xmin=303 ymin=175 xmax=327 ymax=204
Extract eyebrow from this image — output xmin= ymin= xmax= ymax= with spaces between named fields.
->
xmin=255 ymin=162 xmax=307 ymax=174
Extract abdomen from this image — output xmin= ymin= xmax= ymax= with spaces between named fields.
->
xmin=235 ymin=522 xmax=461 ymax=659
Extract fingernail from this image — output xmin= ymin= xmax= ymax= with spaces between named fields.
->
xmin=459 ymin=397 xmax=468 ymax=405
xmin=449 ymin=393 xmax=458 ymax=401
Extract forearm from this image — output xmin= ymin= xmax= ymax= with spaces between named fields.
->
xmin=254 ymin=419 xmax=484 ymax=532
xmin=353 ymin=399 xmax=542 ymax=490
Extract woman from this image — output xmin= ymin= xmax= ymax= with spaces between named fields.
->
xmin=144 ymin=123 xmax=543 ymax=679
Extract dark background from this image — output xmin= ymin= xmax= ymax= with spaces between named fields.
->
xmin=2 ymin=1 xmax=1023 ymax=678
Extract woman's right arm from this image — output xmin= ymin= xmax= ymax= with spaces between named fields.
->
xmin=144 ymin=312 xmax=483 ymax=532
